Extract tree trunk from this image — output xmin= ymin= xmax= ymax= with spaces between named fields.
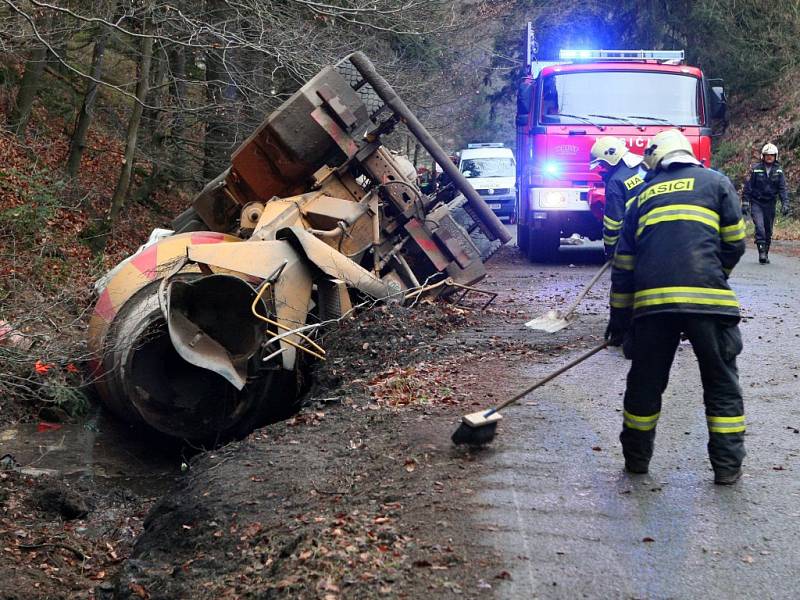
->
xmin=65 ymin=31 xmax=109 ymax=178
xmin=203 ymin=0 xmax=243 ymax=181
xmin=132 ymin=46 xmax=170 ymax=208
xmin=203 ymin=52 xmax=242 ymax=180
xmin=168 ymin=45 xmax=189 ymax=180
xmin=108 ymin=20 xmax=154 ymax=224
xmin=7 ymin=45 xmax=48 ymax=137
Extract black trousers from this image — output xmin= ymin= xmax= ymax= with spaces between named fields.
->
xmin=620 ymin=313 xmax=745 ymax=475
xmin=751 ymin=200 xmax=776 ymax=247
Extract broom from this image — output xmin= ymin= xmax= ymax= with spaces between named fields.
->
xmin=451 ymin=340 xmax=610 ymax=446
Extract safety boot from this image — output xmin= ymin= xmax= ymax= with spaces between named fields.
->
xmin=714 ymin=468 xmax=742 ymax=485
xmin=624 ymin=460 xmax=649 ymax=475
xmin=757 ymin=243 xmax=768 ymax=264
xmin=765 ymin=242 xmax=771 ymax=264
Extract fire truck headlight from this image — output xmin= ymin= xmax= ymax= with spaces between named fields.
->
xmin=543 ymin=162 xmax=560 ymax=177
xmin=540 ymin=191 xmax=567 ymax=208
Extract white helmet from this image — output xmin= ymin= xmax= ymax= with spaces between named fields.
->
xmin=761 ymin=143 xmax=778 ymax=157
xmin=643 ymin=129 xmax=698 ymax=171
xmin=590 ymin=137 xmax=627 ymax=169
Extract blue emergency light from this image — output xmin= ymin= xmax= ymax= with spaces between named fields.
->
xmin=543 ymin=162 xmax=560 ymax=177
xmin=559 ymin=49 xmax=685 ymax=62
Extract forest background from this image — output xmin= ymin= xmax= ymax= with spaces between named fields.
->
xmin=1 ymin=0 xmax=799 ymax=415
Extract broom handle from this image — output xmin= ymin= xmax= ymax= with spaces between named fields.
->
xmin=560 ymin=260 xmax=612 ymax=318
xmin=486 ymin=340 xmax=610 ymax=415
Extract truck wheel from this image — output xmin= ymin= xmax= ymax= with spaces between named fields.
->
xmin=517 ymin=223 xmax=529 ymax=252
xmin=526 ymin=226 xmax=560 ymax=263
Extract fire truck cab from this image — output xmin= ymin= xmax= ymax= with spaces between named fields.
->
xmin=516 ymin=47 xmax=727 ymax=262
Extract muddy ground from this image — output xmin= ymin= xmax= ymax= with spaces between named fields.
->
xmin=5 ymin=237 xmax=796 ymax=599
xmin=2 ymin=241 xmax=600 ymax=599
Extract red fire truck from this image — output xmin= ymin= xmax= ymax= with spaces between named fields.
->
xmin=516 ymin=46 xmax=727 ymax=262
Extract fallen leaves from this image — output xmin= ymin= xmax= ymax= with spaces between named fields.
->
xmin=128 ymin=582 xmax=150 ymax=599
xmin=0 ymin=470 xmax=148 ymax=597
xmin=34 ymin=360 xmax=52 ymax=375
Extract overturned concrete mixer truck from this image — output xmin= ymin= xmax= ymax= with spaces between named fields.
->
xmin=87 ymin=52 xmax=511 ymax=441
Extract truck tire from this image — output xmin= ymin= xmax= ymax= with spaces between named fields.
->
xmin=526 ymin=225 xmax=560 ymax=263
xmin=517 ymin=223 xmax=529 ymax=253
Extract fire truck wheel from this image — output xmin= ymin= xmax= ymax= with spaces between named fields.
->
xmin=526 ymin=226 xmax=560 ymax=263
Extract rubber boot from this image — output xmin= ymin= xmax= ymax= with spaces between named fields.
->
xmin=757 ymin=242 xmax=768 ymax=264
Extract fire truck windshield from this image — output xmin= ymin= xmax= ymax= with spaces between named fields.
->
xmin=460 ymin=158 xmax=515 ymax=178
xmin=539 ymin=71 xmax=702 ymax=127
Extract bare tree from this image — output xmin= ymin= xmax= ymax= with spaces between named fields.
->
xmin=109 ymin=4 xmax=154 ymax=223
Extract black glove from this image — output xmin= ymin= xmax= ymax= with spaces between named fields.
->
xmin=605 ymin=311 xmax=629 ymax=347
xmin=741 ymin=202 xmax=750 ymax=216
xmin=605 ymin=322 xmax=625 ymax=346
xmin=606 ymin=307 xmax=632 ymax=348
xmin=782 ymin=204 xmax=790 ymax=217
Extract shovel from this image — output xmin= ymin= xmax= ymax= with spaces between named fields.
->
xmin=525 ymin=260 xmax=611 ymax=333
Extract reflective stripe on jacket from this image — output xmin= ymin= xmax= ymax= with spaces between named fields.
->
xmin=603 ymin=163 xmax=646 ymax=255
xmin=610 ymin=163 xmax=745 ymax=321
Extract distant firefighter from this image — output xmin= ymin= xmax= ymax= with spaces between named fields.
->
xmin=743 ymin=143 xmax=790 ymax=264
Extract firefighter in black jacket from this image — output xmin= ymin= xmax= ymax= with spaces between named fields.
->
xmin=606 ymin=129 xmax=746 ymax=485
xmin=589 ymin=137 xmax=647 ymax=258
xmin=743 ymin=143 xmax=789 ymax=264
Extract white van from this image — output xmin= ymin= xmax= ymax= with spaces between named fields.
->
xmin=458 ymin=143 xmax=517 ymax=221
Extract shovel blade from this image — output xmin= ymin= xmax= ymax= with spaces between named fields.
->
xmin=524 ymin=310 xmax=573 ymax=333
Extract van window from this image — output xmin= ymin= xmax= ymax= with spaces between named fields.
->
xmin=460 ymin=157 xmax=516 ymax=178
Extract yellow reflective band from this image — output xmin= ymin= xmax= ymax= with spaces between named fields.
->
xmin=603 ymin=234 xmax=619 ymax=245
xmin=707 ymin=415 xmax=745 ymax=423
xmin=637 ymin=214 xmax=719 ymax=237
xmin=610 ymin=292 xmax=634 ymax=308
xmin=721 ymin=219 xmax=746 ymax=242
xmin=636 ymin=286 xmax=737 ymax=298
xmin=613 ymin=254 xmax=635 ymax=271
xmin=722 ymin=230 xmax=746 ymax=242
xmin=709 ymin=425 xmax=746 ymax=433
xmin=633 ymin=286 xmax=739 ymax=310
xmin=720 ymin=219 xmax=745 ymax=232
xmin=753 ymin=169 xmax=764 ymax=173
xmin=604 ymin=215 xmax=623 ymax=230
xmin=707 ymin=415 xmax=746 ymax=434
xmin=626 ymin=196 xmax=637 ymax=210
xmin=646 ymin=203 xmax=719 ymax=220
xmin=624 ymin=410 xmax=660 ymax=431
xmin=638 ymin=178 xmax=695 ymax=207
xmin=636 ymin=297 xmax=740 ymax=309
xmin=636 ymin=204 xmax=720 ymax=237
xmin=624 ymin=174 xmax=645 ymax=191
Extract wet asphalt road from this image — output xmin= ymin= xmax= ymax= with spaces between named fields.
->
xmin=472 ymin=239 xmax=800 ymax=599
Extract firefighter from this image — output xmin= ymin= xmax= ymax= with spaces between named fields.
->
xmin=743 ymin=143 xmax=789 ymax=264
xmin=589 ymin=137 xmax=646 ymax=258
xmin=606 ymin=129 xmax=746 ymax=485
